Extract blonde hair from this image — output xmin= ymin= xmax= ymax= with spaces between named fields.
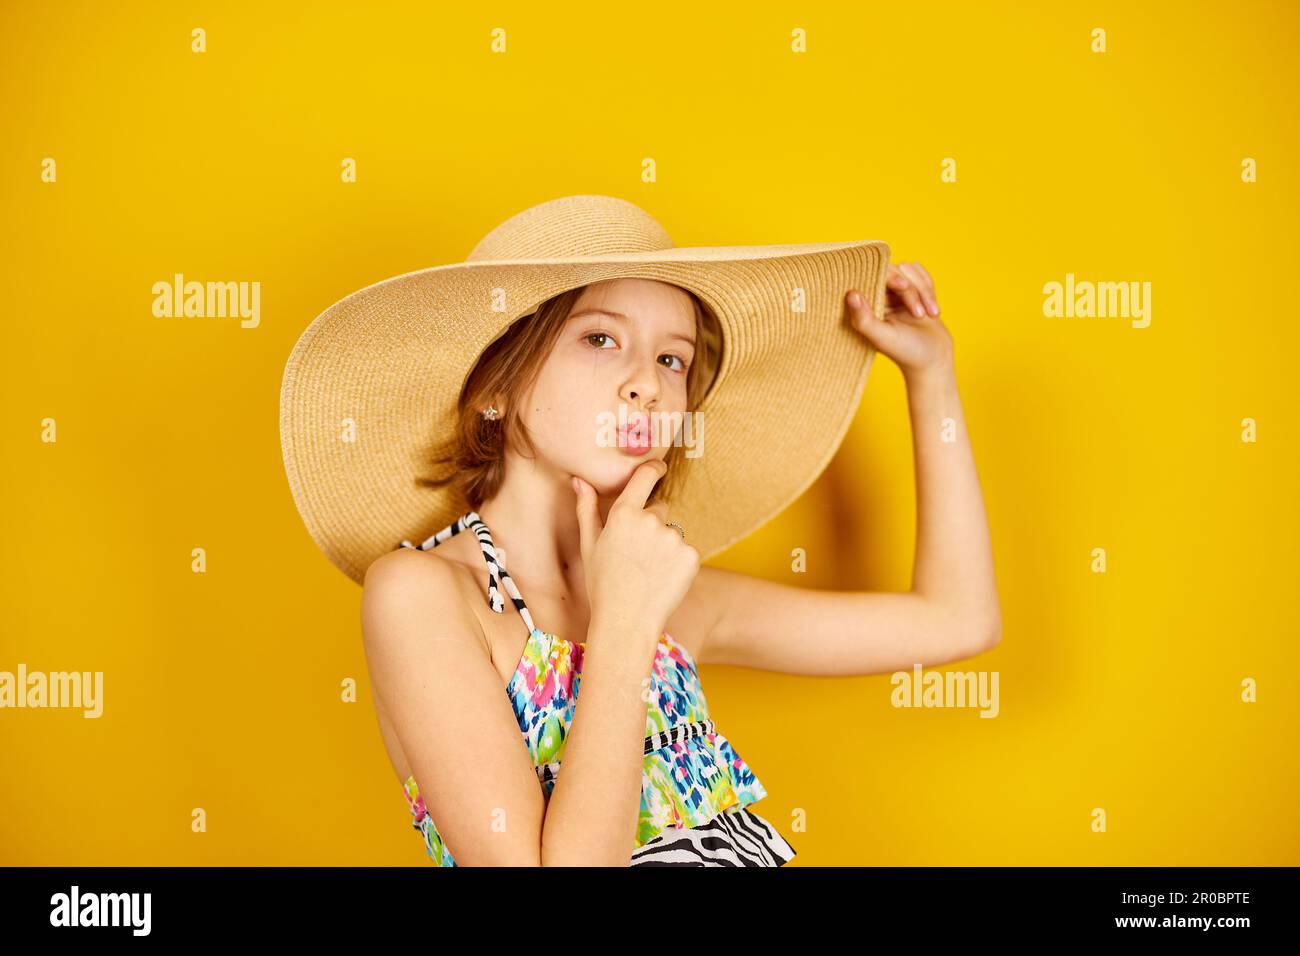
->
xmin=419 ymin=284 xmax=721 ymax=508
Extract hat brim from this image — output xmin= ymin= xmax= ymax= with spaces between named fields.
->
xmin=280 ymin=240 xmax=891 ymax=585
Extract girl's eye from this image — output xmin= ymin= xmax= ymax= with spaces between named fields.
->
xmin=584 ymin=332 xmax=688 ymax=373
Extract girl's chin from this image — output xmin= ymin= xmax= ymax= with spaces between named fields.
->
xmin=579 ymin=455 xmax=665 ymax=495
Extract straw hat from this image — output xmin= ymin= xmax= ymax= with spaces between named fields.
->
xmin=279 ymin=194 xmax=890 ymax=585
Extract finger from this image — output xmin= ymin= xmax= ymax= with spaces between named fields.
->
xmin=612 ymin=458 xmax=668 ymax=514
xmin=852 ymin=291 xmax=894 ymax=343
xmin=572 ymin=475 xmax=603 ymax=564
xmin=884 ymin=268 xmax=913 ymax=301
xmin=645 ymin=501 xmax=669 ymax=523
xmin=847 ymin=289 xmax=876 ymax=332
xmin=886 ymin=268 xmax=927 ymax=319
xmin=899 ymin=262 xmax=939 ymax=315
xmin=848 ymin=291 xmax=903 ymax=350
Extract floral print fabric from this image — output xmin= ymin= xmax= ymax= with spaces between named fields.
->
xmin=403 ymin=628 xmax=770 ymax=865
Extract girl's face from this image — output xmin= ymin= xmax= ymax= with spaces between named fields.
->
xmin=517 ymin=278 xmax=698 ymax=498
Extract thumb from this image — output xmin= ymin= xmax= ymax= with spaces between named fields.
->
xmin=572 ymin=475 xmax=602 ymax=564
xmin=851 ymin=297 xmax=903 ymax=354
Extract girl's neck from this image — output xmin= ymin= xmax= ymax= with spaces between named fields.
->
xmin=475 ymin=470 xmax=595 ymax=611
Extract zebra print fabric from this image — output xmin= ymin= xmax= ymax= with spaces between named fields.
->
xmin=631 ymin=804 xmax=797 ymax=866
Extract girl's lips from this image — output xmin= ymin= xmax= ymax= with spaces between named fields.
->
xmin=619 ymin=420 xmax=652 ymax=455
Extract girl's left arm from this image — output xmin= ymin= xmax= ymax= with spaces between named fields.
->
xmin=692 ymin=262 xmax=1001 ymax=677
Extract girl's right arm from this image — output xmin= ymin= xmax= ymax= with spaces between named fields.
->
xmin=537 ymin=617 xmax=665 ymax=866
xmin=541 ymin=459 xmax=701 ymax=865
xmin=362 ymin=549 xmax=550 ymax=865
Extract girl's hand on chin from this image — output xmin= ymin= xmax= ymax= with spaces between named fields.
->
xmin=571 ymin=460 xmax=699 ymax=648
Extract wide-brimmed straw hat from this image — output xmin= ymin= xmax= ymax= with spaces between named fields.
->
xmin=280 ymin=194 xmax=890 ymax=585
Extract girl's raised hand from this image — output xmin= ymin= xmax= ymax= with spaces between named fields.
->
xmin=847 ymin=262 xmax=953 ymax=380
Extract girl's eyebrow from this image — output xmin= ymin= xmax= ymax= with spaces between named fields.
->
xmin=569 ymin=307 xmax=696 ymax=348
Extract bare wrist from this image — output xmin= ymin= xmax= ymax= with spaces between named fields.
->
xmin=903 ymin=359 xmax=957 ymax=393
xmin=587 ymin=613 xmax=663 ymax=653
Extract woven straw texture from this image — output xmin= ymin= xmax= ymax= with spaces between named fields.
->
xmin=280 ymin=195 xmax=890 ymax=585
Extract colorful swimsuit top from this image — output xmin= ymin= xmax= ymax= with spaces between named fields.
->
xmin=393 ymin=510 xmax=787 ymax=866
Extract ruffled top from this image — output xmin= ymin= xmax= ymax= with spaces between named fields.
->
xmin=395 ymin=510 xmax=774 ymax=866
xmin=404 ymin=627 xmax=769 ymax=864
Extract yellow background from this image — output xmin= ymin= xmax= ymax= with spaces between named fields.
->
xmin=2 ymin=0 xmax=1296 ymax=865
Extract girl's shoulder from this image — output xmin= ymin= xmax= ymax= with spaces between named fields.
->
xmin=361 ymin=546 xmax=493 ymax=660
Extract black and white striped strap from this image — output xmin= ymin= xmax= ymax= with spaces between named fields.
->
xmin=398 ymin=511 xmax=537 ymax=636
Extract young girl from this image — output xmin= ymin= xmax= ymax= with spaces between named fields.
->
xmin=357 ymin=260 xmax=1000 ymax=866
